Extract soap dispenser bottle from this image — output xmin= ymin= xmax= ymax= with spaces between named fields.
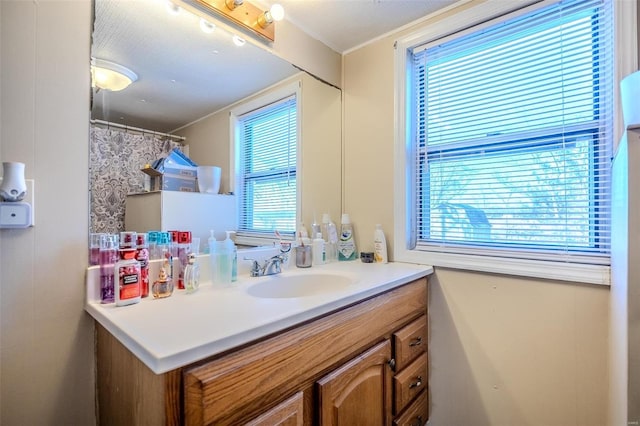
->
xmin=224 ymin=231 xmax=237 ymax=282
xmin=338 ymin=214 xmax=357 ymax=261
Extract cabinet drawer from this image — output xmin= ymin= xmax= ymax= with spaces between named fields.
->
xmin=393 ymin=315 xmax=427 ymax=371
xmin=393 ymin=352 xmax=427 ymax=414
xmin=393 ymin=389 xmax=428 ymax=426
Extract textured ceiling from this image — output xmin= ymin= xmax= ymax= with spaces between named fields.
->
xmin=91 ymin=0 xmax=457 ymax=134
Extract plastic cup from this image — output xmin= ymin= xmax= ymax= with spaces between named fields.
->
xmin=295 ymin=245 xmax=312 ymax=268
xmin=197 ymin=166 xmax=221 ymax=194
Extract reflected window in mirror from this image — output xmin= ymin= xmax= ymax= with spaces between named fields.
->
xmin=232 ymin=83 xmax=300 ymax=245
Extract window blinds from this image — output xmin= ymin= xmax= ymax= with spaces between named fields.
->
xmin=238 ymin=95 xmax=297 ymax=237
xmin=411 ymin=0 xmax=613 ymax=264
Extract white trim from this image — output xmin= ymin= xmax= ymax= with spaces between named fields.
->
xmin=230 ymin=80 xmax=302 ymax=247
xmin=401 ymin=250 xmax=610 ymax=285
xmin=343 ymin=0 xmax=475 ymax=55
xmin=394 ymin=0 xmax=624 ymax=285
xmin=614 ymin=0 xmax=638 ymax=146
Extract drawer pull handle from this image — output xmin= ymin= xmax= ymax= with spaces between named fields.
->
xmin=409 ymin=376 xmax=423 ymax=389
xmin=411 ymin=415 xmax=424 ymax=426
xmin=409 ymin=337 xmax=422 ymax=347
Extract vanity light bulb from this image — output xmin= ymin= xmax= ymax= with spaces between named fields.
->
xmin=232 ymin=35 xmax=246 ymax=46
xmin=199 ymin=18 xmax=216 ymax=34
xmin=269 ymin=4 xmax=284 ymax=21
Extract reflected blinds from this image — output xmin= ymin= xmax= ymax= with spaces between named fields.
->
xmin=238 ymin=95 xmax=297 ymax=237
xmin=411 ymin=0 xmax=613 ymax=264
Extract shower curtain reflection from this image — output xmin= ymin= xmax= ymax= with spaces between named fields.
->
xmin=90 ymin=124 xmax=183 ymax=234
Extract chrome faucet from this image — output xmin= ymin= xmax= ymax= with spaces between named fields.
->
xmin=246 ymin=254 xmax=286 ymax=277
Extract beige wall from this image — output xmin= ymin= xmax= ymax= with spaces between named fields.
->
xmin=178 ymin=72 xmax=343 ymax=232
xmin=0 ymin=1 xmax=95 ymax=424
xmin=342 ymin=2 xmax=610 ymax=424
xmin=0 ymin=0 xmax=618 ymax=424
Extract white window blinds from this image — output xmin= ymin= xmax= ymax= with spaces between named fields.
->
xmin=411 ymin=0 xmax=613 ymax=264
xmin=238 ymin=95 xmax=297 ymax=238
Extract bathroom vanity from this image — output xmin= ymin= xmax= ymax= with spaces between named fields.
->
xmin=86 ymin=261 xmax=432 ymax=425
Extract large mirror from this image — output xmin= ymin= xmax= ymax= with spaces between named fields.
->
xmin=90 ymin=0 xmax=342 ymax=244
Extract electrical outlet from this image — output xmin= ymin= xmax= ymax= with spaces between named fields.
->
xmin=0 ymin=178 xmax=35 ymax=227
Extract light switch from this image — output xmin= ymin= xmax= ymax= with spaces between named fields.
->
xmin=0 ymin=202 xmax=32 ymax=228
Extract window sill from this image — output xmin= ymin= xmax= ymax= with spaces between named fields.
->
xmin=394 ymin=249 xmax=610 ymax=286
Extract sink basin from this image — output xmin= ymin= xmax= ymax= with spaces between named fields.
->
xmin=246 ymin=273 xmax=353 ymax=298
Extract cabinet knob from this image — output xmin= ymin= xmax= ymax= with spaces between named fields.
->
xmin=409 ymin=375 xmax=423 ymax=389
xmin=409 ymin=336 xmax=422 ymax=347
xmin=411 ymin=415 xmax=423 ymax=426
xmin=388 ymin=358 xmax=396 ymax=372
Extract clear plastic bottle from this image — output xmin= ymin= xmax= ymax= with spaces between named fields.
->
xmin=338 ymin=214 xmax=357 ymax=261
xmin=311 ymin=214 xmax=321 ymax=239
xmin=209 ymin=231 xmax=232 ymax=285
xmin=136 ymin=233 xmax=150 ymax=298
xmin=89 ymin=233 xmax=103 ymax=266
xmin=321 ymin=213 xmax=338 ymax=263
xmin=177 ymin=231 xmax=192 ymax=290
xmin=183 ymin=252 xmax=200 ymax=293
xmin=99 ymin=234 xmax=119 ymax=304
xmin=147 ymin=231 xmax=158 ymax=260
xmin=224 ymin=231 xmax=237 ymax=282
xmin=157 ymin=232 xmax=173 ymax=280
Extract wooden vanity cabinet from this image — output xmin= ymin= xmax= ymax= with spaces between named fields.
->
xmin=317 ymin=340 xmax=393 ymax=425
xmin=96 ymin=277 xmax=428 ymax=426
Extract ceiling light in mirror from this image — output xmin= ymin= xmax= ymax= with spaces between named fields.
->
xmin=232 ymin=35 xmax=246 ymax=46
xmin=200 ymin=18 xmax=216 ymax=33
xmin=91 ymin=58 xmax=138 ymax=92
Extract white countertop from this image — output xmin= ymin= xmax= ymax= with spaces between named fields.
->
xmin=85 ymin=260 xmax=432 ymax=374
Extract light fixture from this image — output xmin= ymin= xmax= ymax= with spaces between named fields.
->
xmin=199 ymin=17 xmax=216 ymax=33
xmin=232 ymin=35 xmax=246 ymax=46
xmin=257 ymin=4 xmax=284 ymax=28
xmin=192 ymin=0 xmax=283 ymax=42
xmin=224 ymin=0 xmax=243 ymax=10
xmin=91 ymin=58 xmax=138 ymax=92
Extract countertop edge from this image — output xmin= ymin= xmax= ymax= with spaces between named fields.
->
xmin=86 ymin=264 xmax=433 ymax=374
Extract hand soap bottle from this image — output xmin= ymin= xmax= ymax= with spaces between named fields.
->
xmin=338 ymin=214 xmax=357 ymax=261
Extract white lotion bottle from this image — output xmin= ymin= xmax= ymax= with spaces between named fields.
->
xmin=312 ymin=233 xmax=325 ymax=266
xmin=373 ymin=224 xmax=388 ymax=263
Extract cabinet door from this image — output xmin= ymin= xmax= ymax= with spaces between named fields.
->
xmin=245 ymin=392 xmax=304 ymax=426
xmin=317 ymin=340 xmax=392 ymax=425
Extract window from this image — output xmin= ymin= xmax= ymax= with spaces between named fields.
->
xmin=397 ymin=0 xmax=615 ymax=283
xmin=236 ymin=95 xmax=298 ymax=241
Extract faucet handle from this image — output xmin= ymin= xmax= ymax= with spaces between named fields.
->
xmin=243 ymin=257 xmax=261 ymax=276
